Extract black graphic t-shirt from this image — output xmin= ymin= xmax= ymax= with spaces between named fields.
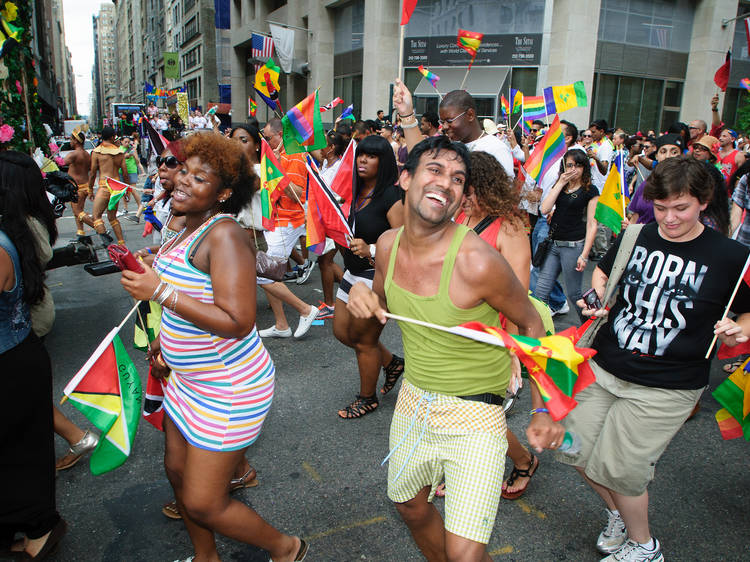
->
xmin=593 ymin=222 xmax=750 ymax=389
xmin=550 ymin=187 xmax=598 ymax=241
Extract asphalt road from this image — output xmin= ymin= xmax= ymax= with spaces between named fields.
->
xmin=24 ymin=212 xmax=750 ymax=562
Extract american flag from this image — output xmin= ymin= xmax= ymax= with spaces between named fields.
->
xmin=251 ymin=33 xmax=274 ymax=61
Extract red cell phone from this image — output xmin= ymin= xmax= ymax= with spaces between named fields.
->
xmin=108 ymin=244 xmax=145 ymax=273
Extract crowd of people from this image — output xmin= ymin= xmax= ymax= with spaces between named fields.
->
xmin=2 ymin=78 xmax=750 ymax=562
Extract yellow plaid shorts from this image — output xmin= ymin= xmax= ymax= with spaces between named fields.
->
xmin=386 ymin=380 xmax=508 ymax=544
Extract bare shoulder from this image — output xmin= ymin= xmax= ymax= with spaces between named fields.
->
xmin=207 ymin=217 xmax=248 ymax=247
xmin=376 ymin=227 xmax=400 ymax=254
xmin=454 ymin=230 xmax=504 ymax=281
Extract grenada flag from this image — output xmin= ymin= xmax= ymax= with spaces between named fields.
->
xmin=594 ymin=151 xmax=627 ymax=235
xmin=62 ymin=329 xmax=142 ymax=474
xmin=259 ymin=138 xmax=289 ymax=230
xmin=105 ymin=177 xmax=131 ymax=211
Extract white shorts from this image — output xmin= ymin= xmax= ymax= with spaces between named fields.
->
xmin=336 ymin=269 xmax=374 ymax=304
xmin=257 ymin=224 xmax=306 ymax=286
xmin=265 ymin=224 xmax=306 ymax=259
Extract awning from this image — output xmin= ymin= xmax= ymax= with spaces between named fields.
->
xmin=413 ymin=67 xmax=509 ymax=97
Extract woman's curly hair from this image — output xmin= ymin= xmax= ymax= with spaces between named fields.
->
xmin=182 ymin=132 xmax=255 ymax=214
xmin=469 ymin=151 xmax=522 ymax=223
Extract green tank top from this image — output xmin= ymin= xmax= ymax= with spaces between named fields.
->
xmin=384 ymin=224 xmax=510 ymax=396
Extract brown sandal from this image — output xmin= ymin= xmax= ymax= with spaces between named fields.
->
xmin=501 ymin=454 xmax=539 ymax=500
xmin=161 ymin=500 xmax=182 ymax=520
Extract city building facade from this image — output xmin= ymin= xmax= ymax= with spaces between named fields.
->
xmin=228 ymin=0 xmax=746 ymax=131
xmin=92 ymin=2 xmax=118 ymax=128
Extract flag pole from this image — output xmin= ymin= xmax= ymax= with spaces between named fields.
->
xmin=61 ymin=301 xmax=142 ymax=404
xmin=704 ymin=253 xmax=750 ymax=359
xmin=398 ymin=22 xmax=405 ymax=82
xmin=620 ymin=150 xmax=627 ymax=217
xmin=459 ymin=60 xmax=472 ymax=91
xmin=383 ymin=312 xmax=509 ymax=348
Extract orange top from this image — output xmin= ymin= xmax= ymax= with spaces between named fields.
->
xmin=277 ymin=150 xmax=307 ymax=228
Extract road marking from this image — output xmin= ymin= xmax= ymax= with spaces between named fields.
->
xmin=48 ymin=282 xmax=64 ymax=287
xmin=301 ymin=461 xmax=322 ymax=482
xmin=489 ymin=545 xmax=514 ymax=555
xmin=304 ymin=515 xmax=387 ymax=541
xmin=516 ymin=499 xmax=546 ymax=519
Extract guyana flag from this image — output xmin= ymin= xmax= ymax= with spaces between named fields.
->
xmin=713 ymin=358 xmax=750 ymax=441
xmin=105 ymin=177 xmax=131 ymax=211
xmin=62 ymin=329 xmax=142 ymax=474
xmin=259 ymin=138 xmax=289 ymax=231
xmin=458 ymin=322 xmax=596 ymax=421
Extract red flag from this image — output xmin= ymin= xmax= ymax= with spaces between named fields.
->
xmin=714 ymin=50 xmax=731 ymax=92
xmin=143 ymin=368 xmax=167 ymax=431
xmin=401 ymin=0 xmax=418 ymax=25
xmin=305 ymin=156 xmax=353 ymax=248
xmin=329 ymin=139 xmax=356 ymax=217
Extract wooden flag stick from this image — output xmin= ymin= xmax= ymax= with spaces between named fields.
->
xmin=705 ymin=253 xmax=750 ymax=358
xmin=383 ymin=312 xmax=508 ymax=348
xmin=459 ymin=58 xmax=474 ymax=91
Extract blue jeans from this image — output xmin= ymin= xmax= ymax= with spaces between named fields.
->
xmin=530 ymin=218 xmax=566 ymax=310
xmin=535 ymin=240 xmax=585 ymax=323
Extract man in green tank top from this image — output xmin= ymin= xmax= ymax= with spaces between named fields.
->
xmin=349 ymin=133 xmax=565 ymax=560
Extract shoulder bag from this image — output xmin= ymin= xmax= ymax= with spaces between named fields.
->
xmin=578 ymin=224 xmax=643 ymax=347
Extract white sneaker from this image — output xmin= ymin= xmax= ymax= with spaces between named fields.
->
xmin=258 ymin=325 xmax=292 ymax=338
xmin=551 ymin=301 xmax=570 ymax=317
xmin=597 ymin=509 xmax=628 ymax=554
xmin=294 ymin=306 xmax=319 ymax=338
xmin=600 ymin=538 xmax=663 ymax=562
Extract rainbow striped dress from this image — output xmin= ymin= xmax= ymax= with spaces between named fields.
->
xmin=153 ymin=214 xmax=275 ymax=451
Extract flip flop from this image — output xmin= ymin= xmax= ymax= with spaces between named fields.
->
xmin=723 ymin=360 xmax=744 ymax=374
xmin=229 ymin=466 xmax=258 ymax=492
xmin=501 ymin=455 xmax=539 ymax=500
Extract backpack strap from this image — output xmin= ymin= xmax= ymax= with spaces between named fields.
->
xmin=602 ymin=223 xmax=643 ymax=307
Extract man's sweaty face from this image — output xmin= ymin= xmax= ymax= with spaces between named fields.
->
xmin=406 ymin=150 xmax=467 ymax=225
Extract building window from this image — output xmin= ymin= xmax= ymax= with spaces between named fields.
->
xmin=186 ymin=77 xmax=200 ymax=104
xmin=183 ymin=45 xmax=200 ymax=71
xmin=597 ymin=0 xmax=694 ymax=52
xmin=183 ymin=15 xmax=199 ymax=43
xmin=334 ymin=0 xmax=364 ymax=55
xmin=591 ymin=73 xmax=677 ymax=134
xmin=184 ymin=0 xmax=196 ymax=13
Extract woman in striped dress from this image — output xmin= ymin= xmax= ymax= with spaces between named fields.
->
xmin=121 ymin=133 xmax=307 ymax=562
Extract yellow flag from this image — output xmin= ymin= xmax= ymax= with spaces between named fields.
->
xmin=594 ymin=162 xmax=625 ymax=234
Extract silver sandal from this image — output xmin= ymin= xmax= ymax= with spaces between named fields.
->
xmin=56 ymin=430 xmax=99 ymax=471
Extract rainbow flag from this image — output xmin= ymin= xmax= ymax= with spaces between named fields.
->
xmin=713 ymin=358 xmax=750 ymax=441
xmin=594 ymin=151 xmax=627 ymax=234
xmin=62 ymin=330 xmax=142 ymax=474
xmin=520 ymin=120 xmax=532 ymax=135
xmin=741 ymin=77 xmax=750 ymax=92
xmin=523 ymin=95 xmax=547 ymax=120
xmin=105 ymin=177 xmax=131 ymax=211
xmin=254 ymin=59 xmax=281 ymax=111
xmin=523 ymin=114 xmax=566 ymax=183
xmin=500 ymin=95 xmax=510 ymax=120
xmin=418 ymin=65 xmax=440 ymax=88
xmin=459 ymin=322 xmax=596 ymax=421
xmin=282 ymin=90 xmax=326 ymax=154
xmin=259 ymin=138 xmax=289 ymax=231
xmin=457 ymin=29 xmax=483 ymax=66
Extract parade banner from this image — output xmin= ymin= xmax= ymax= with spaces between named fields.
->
xmin=164 ymin=51 xmax=180 ymax=79
xmin=403 ymin=33 xmax=541 ymax=67
xmin=176 ymin=92 xmax=189 ymax=126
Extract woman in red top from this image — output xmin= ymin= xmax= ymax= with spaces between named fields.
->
xmin=453 ymin=151 xmax=539 ymax=500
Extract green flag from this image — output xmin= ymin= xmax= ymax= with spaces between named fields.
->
xmin=63 ymin=332 xmax=142 ymax=475
xmin=164 ymin=52 xmax=180 ymax=79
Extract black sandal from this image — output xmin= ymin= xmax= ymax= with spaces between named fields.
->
xmin=338 ymin=394 xmax=379 ymax=419
xmin=381 ymin=354 xmax=404 ymax=395
xmin=501 ymin=454 xmax=539 ymax=500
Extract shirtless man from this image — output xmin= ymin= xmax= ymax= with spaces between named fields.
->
xmin=64 ymin=127 xmax=93 ymax=238
xmin=87 ymin=126 xmax=129 ymax=245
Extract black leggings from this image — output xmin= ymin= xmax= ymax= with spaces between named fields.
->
xmin=0 ymin=333 xmax=60 ymax=545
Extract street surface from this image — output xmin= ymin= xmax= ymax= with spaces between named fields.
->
xmin=33 ymin=212 xmax=750 ymax=562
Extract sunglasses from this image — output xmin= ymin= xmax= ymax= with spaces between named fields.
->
xmin=438 ymin=110 xmax=467 ymax=126
xmin=157 ymin=155 xmax=180 ymax=168
xmin=582 ymin=134 xmax=592 ymax=138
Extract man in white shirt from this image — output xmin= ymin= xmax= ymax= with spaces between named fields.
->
xmin=587 ymin=119 xmax=614 ymax=192
xmin=156 ymin=113 xmax=168 ymax=132
xmin=192 ymin=109 xmax=208 ymax=129
xmin=438 ymin=90 xmax=514 ymax=179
